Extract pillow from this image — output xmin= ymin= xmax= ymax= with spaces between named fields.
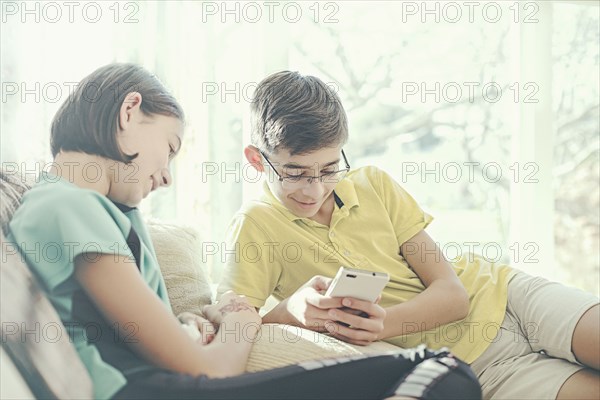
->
xmin=1 ymin=233 xmax=94 ymax=399
xmin=245 ymin=324 xmax=363 ymax=372
xmin=0 ymin=168 xmax=31 ymax=236
xmin=146 ymin=219 xmax=213 ymax=317
xmin=2 ymin=170 xmax=93 ymax=397
xmin=245 ymin=324 xmax=404 ymax=372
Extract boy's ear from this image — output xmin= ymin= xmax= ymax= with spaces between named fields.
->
xmin=244 ymin=145 xmax=265 ymax=172
xmin=118 ymin=92 xmax=143 ymax=130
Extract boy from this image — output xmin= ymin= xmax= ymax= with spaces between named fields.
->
xmin=218 ymin=71 xmax=599 ymax=399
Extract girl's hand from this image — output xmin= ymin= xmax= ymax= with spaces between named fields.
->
xmin=177 ymin=311 xmax=216 ymax=344
xmin=203 ymin=291 xmax=260 ymax=326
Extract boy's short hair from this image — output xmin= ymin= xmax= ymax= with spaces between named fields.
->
xmin=250 ymin=71 xmax=348 ymax=156
xmin=51 ymin=63 xmax=184 ymax=163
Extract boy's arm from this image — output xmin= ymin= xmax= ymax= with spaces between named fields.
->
xmin=261 ymin=275 xmax=343 ymax=330
xmin=363 ymin=167 xmax=469 ymax=340
xmin=380 ymin=229 xmax=470 ymax=339
xmin=218 ymin=214 xmax=344 ymax=328
xmin=217 ymin=215 xmax=281 ymax=308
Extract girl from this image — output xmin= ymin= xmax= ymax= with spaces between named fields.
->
xmin=7 ymin=63 xmax=481 ymax=400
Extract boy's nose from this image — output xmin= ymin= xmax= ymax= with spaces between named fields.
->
xmin=301 ymin=178 xmax=325 ymax=198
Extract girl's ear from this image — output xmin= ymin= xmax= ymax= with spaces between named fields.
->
xmin=244 ymin=145 xmax=264 ymax=172
xmin=118 ymin=92 xmax=143 ymax=131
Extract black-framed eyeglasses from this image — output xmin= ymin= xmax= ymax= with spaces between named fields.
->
xmin=260 ymin=150 xmax=350 ymax=189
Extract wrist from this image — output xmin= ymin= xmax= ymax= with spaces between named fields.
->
xmin=222 ymin=309 xmax=261 ymax=325
xmin=380 ymin=319 xmax=394 ymax=340
xmin=219 ymin=312 xmax=261 ymax=341
xmin=381 ymin=303 xmax=411 ymax=338
xmin=271 ymin=297 xmax=297 ymax=326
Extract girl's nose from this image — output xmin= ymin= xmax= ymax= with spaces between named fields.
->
xmin=152 ymin=168 xmax=172 ymax=190
xmin=160 ymin=168 xmax=172 ymax=188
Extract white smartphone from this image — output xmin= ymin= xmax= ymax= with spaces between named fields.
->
xmin=325 ymin=266 xmax=390 ymax=303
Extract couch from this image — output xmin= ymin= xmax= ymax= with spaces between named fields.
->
xmin=0 ymin=169 xmax=402 ymax=399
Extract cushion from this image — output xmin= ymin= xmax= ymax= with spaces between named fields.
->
xmin=245 ymin=324 xmax=360 ymax=372
xmin=1 ymin=232 xmax=94 ymax=399
xmin=1 ymin=346 xmax=35 ymax=399
xmin=146 ymin=219 xmax=213 ymax=317
xmin=0 ymin=168 xmax=31 ymax=236
xmin=1 ymin=168 xmax=93 ymax=399
xmin=245 ymin=324 xmax=402 ymax=372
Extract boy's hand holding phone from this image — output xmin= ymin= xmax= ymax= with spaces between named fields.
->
xmin=283 ymin=275 xmax=345 ymax=332
xmin=324 ymin=296 xmax=387 ymax=346
xmin=320 ymin=266 xmax=389 ymax=346
xmin=278 ymin=267 xmax=388 ymax=345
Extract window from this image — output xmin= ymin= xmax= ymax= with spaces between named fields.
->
xmin=2 ymin=1 xmax=597 ymax=294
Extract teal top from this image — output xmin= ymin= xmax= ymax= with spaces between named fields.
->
xmin=7 ymin=172 xmax=171 ymax=399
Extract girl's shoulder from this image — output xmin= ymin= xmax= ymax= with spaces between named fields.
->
xmin=24 ymin=173 xmax=121 ymax=215
xmin=13 ymin=173 xmax=131 ymax=236
xmin=8 ymin=173 xmax=135 ymax=278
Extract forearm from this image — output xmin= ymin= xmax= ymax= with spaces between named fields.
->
xmin=261 ymin=298 xmax=293 ymax=325
xmin=198 ymin=312 xmax=261 ymax=377
xmin=77 ymin=255 xmax=261 ymax=379
xmin=381 ymin=280 xmax=469 ymax=339
xmin=132 ymin=311 xmax=258 ymax=378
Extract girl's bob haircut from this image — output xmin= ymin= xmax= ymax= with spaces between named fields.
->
xmin=50 ymin=63 xmax=184 ymax=163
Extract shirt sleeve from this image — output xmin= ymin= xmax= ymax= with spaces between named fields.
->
xmin=375 ymin=168 xmax=434 ymax=247
xmin=8 ymin=189 xmax=134 ymax=291
xmin=217 ymin=214 xmax=283 ymax=309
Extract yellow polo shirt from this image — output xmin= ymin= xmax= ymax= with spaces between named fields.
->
xmin=218 ymin=166 xmax=515 ymax=363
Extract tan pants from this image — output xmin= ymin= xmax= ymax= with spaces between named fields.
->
xmin=470 ymin=271 xmax=599 ymax=399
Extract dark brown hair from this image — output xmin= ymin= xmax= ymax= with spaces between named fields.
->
xmin=250 ymin=71 xmax=348 ymax=156
xmin=50 ymin=63 xmax=184 ymax=163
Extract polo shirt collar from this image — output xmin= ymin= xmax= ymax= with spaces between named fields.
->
xmin=334 ymin=176 xmax=359 ymax=210
xmin=260 ymin=177 xmax=360 ymax=223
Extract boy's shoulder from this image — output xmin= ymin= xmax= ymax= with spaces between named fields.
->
xmin=344 ymin=165 xmax=398 ymax=198
xmin=234 ymin=196 xmax=283 ymax=224
xmin=347 ymin=165 xmax=410 ymax=196
xmin=347 ymin=165 xmax=384 ymax=184
xmin=225 ymin=198 xmax=285 ymax=243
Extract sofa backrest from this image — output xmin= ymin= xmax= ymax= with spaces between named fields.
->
xmin=1 ymin=346 xmax=35 ymax=399
xmin=0 ymin=168 xmax=31 ymax=236
xmin=0 ymin=168 xmax=93 ymax=399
